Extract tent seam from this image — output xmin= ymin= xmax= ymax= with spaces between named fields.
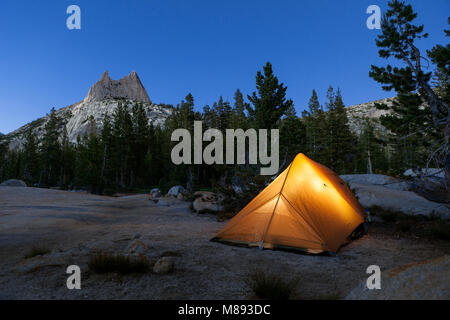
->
xmin=260 ymin=163 xmax=293 ymax=244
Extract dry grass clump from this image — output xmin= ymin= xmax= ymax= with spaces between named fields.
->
xmin=245 ymin=270 xmax=299 ymax=300
xmin=23 ymin=246 xmax=51 ymax=259
xmin=88 ymin=253 xmax=151 ymax=274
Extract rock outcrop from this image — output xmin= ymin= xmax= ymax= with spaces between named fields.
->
xmin=84 ymin=71 xmax=151 ymax=103
xmin=346 ymin=97 xmax=394 ymax=135
xmin=0 ymin=179 xmax=27 ymax=187
xmin=192 ymin=191 xmax=224 ymax=213
xmin=341 ymin=174 xmax=411 ymax=191
xmin=340 ymin=174 xmax=450 ymax=219
xmin=2 ymin=71 xmax=172 ymax=149
xmin=346 ymin=255 xmax=450 ymax=300
xmin=350 ymin=182 xmax=450 ymax=219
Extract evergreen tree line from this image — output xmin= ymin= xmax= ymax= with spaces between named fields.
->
xmin=0 ymin=60 xmax=444 ymax=194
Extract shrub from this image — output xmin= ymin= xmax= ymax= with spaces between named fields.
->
xmin=370 ymin=206 xmax=401 ymax=222
xmin=88 ymin=253 xmax=151 ymax=274
xmin=245 ymin=270 xmax=299 ymax=300
xmin=24 ymin=246 xmax=51 ymax=259
xmin=396 ymin=219 xmax=414 ymax=232
xmin=426 ymin=220 xmax=450 ymax=240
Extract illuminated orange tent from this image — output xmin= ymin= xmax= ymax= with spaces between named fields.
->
xmin=212 ymin=153 xmax=367 ymax=253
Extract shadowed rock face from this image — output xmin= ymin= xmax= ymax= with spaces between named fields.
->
xmin=84 ymin=70 xmax=151 ymax=103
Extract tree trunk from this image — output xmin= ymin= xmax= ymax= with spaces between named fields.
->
xmin=367 ymin=150 xmax=373 ymax=174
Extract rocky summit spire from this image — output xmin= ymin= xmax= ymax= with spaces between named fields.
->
xmin=84 ymin=70 xmax=151 ymax=103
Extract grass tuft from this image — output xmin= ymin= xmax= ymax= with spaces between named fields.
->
xmin=246 ymin=270 xmax=299 ymax=300
xmin=426 ymin=220 xmax=450 ymax=240
xmin=24 ymin=246 xmax=51 ymax=259
xmin=88 ymin=253 xmax=151 ymax=275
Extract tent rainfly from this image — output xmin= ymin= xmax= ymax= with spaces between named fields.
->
xmin=211 ymin=153 xmax=367 ymax=253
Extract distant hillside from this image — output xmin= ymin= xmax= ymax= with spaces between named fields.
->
xmin=346 ymin=97 xmax=394 ymax=135
xmin=1 ymin=69 xmax=396 ymax=150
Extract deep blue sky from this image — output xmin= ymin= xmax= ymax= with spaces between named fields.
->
xmin=0 ymin=0 xmax=448 ymax=134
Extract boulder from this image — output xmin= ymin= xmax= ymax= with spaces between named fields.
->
xmin=352 ymin=183 xmax=450 ymax=219
xmin=126 ymin=240 xmax=147 ymax=255
xmin=149 ymin=188 xmax=162 ymax=198
xmin=167 ymin=185 xmax=186 ymax=197
xmin=153 ymin=256 xmax=174 ymax=274
xmin=340 ymin=174 xmax=410 ymax=191
xmin=192 ymin=191 xmax=224 ymax=214
xmin=346 ymin=255 xmax=450 ymax=300
xmin=0 ymin=179 xmax=27 ymax=187
xmin=404 ymin=168 xmax=444 ymax=179
xmin=16 ymin=252 xmax=66 ymax=274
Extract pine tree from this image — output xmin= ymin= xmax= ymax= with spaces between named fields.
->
xmin=179 ymin=93 xmax=195 ymax=132
xmin=76 ymin=116 xmax=103 ymax=193
xmin=230 ymin=89 xmax=248 ymax=129
xmin=280 ymin=104 xmax=307 ymax=166
xmin=247 ymin=62 xmax=293 ymax=129
xmin=100 ymin=114 xmax=114 ymax=192
xmin=302 ymin=89 xmax=324 ymax=159
xmin=111 ymin=102 xmax=134 ymax=187
xmin=0 ymin=139 xmax=8 ymax=181
xmin=213 ymin=96 xmax=232 ymax=132
xmin=40 ymin=108 xmax=62 ymax=186
xmin=131 ymin=103 xmax=150 ymax=186
xmin=369 ymin=0 xmax=448 ymax=184
xmin=22 ymin=129 xmax=40 ymax=184
xmin=202 ymin=104 xmax=217 ymax=129
xmin=327 ymin=89 xmax=358 ymax=173
xmin=59 ymin=126 xmax=75 ymax=188
xmin=357 ymin=119 xmax=389 ymax=174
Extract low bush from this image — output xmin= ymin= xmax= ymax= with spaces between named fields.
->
xmin=88 ymin=253 xmax=151 ymax=274
xmin=426 ymin=220 xmax=450 ymax=240
xmin=245 ymin=270 xmax=299 ymax=300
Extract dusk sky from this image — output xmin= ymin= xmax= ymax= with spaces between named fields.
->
xmin=0 ymin=0 xmax=448 ymax=134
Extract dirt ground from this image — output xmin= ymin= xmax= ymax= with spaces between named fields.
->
xmin=0 ymin=186 xmax=448 ymax=300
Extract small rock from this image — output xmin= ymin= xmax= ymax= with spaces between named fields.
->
xmin=126 ymin=240 xmax=147 ymax=255
xmin=149 ymin=188 xmax=162 ymax=198
xmin=167 ymin=185 xmax=186 ymax=197
xmin=177 ymin=193 xmax=184 ymax=200
xmin=153 ymin=256 xmax=174 ymax=274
